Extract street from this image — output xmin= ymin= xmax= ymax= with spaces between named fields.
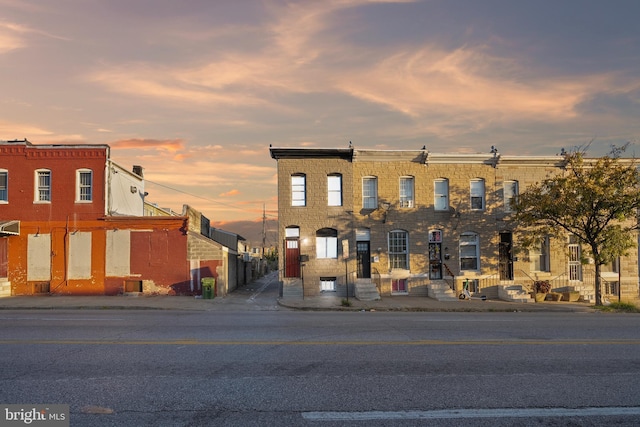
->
xmin=1 ymin=278 xmax=640 ymax=426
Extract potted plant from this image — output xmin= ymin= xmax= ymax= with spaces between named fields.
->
xmin=533 ymin=280 xmax=551 ymax=302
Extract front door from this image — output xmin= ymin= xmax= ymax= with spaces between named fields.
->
xmin=499 ymin=232 xmax=514 ymax=280
xmin=285 ymin=239 xmax=300 ymax=278
xmin=356 ymin=241 xmax=371 ymax=279
xmin=568 ymin=243 xmax=582 ymax=281
xmin=429 ymin=243 xmax=442 ymax=279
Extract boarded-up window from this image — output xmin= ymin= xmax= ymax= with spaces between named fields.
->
xmin=27 ymin=233 xmax=51 ymax=281
xmin=106 ymin=229 xmax=130 ymax=276
xmin=68 ymin=232 xmax=92 ymax=279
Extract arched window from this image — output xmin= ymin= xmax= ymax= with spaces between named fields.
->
xmin=76 ymin=169 xmax=93 ymax=202
xmin=34 ymin=169 xmax=51 ymax=202
xmin=470 ymin=179 xmax=485 ymax=210
xmin=460 ymin=232 xmax=479 ymax=271
xmin=434 ymin=178 xmax=449 ymax=211
xmin=291 ymin=174 xmax=306 ymax=206
xmin=316 ymin=228 xmax=338 ymax=259
xmin=362 ymin=176 xmax=378 ymax=209
xmin=327 ymin=174 xmax=342 ymax=206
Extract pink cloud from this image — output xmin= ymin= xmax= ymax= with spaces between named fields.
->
xmin=219 ymin=189 xmax=241 ymax=197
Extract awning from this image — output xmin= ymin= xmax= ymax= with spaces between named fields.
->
xmin=0 ymin=220 xmax=19 ymax=236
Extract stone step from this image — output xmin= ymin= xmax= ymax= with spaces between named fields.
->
xmin=498 ymin=284 xmax=533 ymax=303
xmin=354 ymin=280 xmax=380 ymax=301
xmin=0 ymin=281 xmax=12 ymax=297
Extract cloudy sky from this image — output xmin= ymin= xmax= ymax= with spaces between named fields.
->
xmin=2 ymin=0 xmax=639 ymax=231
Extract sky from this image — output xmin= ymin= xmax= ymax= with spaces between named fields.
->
xmin=1 ymin=0 xmax=640 ymax=242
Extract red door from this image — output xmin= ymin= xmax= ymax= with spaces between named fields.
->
xmin=285 ymin=239 xmax=300 ymax=278
xmin=0 ymin=238 xmax=7 ymax=278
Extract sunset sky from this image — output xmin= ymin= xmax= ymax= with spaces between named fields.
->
xmin=2 ymin=0 xmax=639 ymax=233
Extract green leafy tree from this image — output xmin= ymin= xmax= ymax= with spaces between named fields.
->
xmin=514 ymin=146 xmax=640 ymax=305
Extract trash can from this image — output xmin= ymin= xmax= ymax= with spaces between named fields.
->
xmin=201 ymin=277 xmax=216 ymax=299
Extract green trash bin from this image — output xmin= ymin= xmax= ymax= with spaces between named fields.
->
xmin=201 ymin=277 xmax=216 ymax=299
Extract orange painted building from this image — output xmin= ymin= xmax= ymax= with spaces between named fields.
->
xmin=0 ymin=140 xmax=223 ymax=296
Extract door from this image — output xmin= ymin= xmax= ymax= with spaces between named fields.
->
xmin=428 ymin=230 xmax=443 ymax=280
xmin=499 ymin=232 xmax=514 ymax=280
xmin=429 ymin=243 xmax=442 ymax=279
xmin=568 ymin=244 xmax=582 ymax=281
xmin=0 ymin=237 xmax=7 ymax=277
xmin=285 ymin=239 xmax=300 ymax=278
xmin=356 ymin=241 xmax=371 ymax=279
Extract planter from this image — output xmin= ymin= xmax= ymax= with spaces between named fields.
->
xmin=562 ymin=291 xmax=580 ymax=302
xmin=534 ymin=293 xmax=547 ymax=302
xmin=549 ymin=292 xmax=562 ymax=302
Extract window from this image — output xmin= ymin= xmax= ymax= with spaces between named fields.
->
xmin=291 ymin=174 xmax=306 ymax=206
xmin=399 ymin=176 xmax=414 ymax=208
xmin=0 ymin=170 xmax=7 ymax=202
xmin=76 ymin=169 xmax=93 ymax=202
xmin=320 ymin=277 xmax=336 ymax=292
xmin=460 ymin=232 xmax=479 ymax=270
xmin=503 ymin=180 xmax=518 ymax=212
xmin=388 ymin=230 xmax=409 ymax=270
xmin=362 ymin=177 xmax=378 ymax=209
xmin=470 ymin=179 xmax=485 ymax=210
xmin=530 ymin=236 xmax=550 ymax=272
xmin=434 ymin=178 xmax=449 ymax=211
xmin=35 ymin=169 xmax=51 ymax=202
xmin=316 ymin=228 xmax=338 ymax=259
xmin=327 ymin=174 xmax=342 ymax=206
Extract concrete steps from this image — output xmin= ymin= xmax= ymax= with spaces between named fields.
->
xmin=498 ymin=284 xmax=533 ymax=303
xmin=428 ymin=282 xmax=459 ymax=301
xmin=355 ymin=279 xmax=381 ymax=301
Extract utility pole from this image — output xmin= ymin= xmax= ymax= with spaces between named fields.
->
xmin=262 ymin=204 xmax=266 ymax=258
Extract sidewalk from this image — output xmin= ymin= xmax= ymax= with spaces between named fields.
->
xmin=0 ymin=291 xmax=595 ymax=312
xmin=276 ymin=295 xmax=596 ymax=312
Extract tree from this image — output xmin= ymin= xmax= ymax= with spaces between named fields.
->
xmin=514 ymin=146 xmax=640 ymax=305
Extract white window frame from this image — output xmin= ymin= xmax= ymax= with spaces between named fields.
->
xmin=503 ymin=180 xmax=518 ymax=212
xmin=35 ymin=169 xmax=51 ymax=203
xmin=76 ymin=169 xmax=93 ymax=203
xmin=291 ymin=174 xmax=306 ymax=207
xmin=399 ymin=176 xmax=414 ymax=208
xmin=460 ymin=232 xmax=480 ymax=271
xmin=530 ymin=236 xmax=550 ymax=272
xmin=434 ymin=178 xmax=449 ymax=211
xmin=362 ymin=176 xmax=378 ymax=209
xmin=327 ymin=174 xmax=342 ymax=206
xmin=316 ymin=228 xmax=338 ymax=259
xmin=470 ymin=179 xmax=485 ymax=211
xmin=0 ymin=169 xmax=7 ymax=203
xmin=320 ymin=277 xmax=337 ymax=292
xmin=388 ymin=230 xmax=409 ymax=270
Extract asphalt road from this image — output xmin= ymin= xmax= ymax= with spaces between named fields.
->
xmin=1 ymin=279 xmax=640 ymax=426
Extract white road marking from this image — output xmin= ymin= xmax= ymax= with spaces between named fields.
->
xmin=302 ymin=407 xmax=640 ymax=421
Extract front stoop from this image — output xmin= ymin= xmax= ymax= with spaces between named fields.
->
xmin=0 ymin=280 xmax=11 ymax=297
xmin=354 ymin=279 xmax=381 ymax=301
xmin=498 ymin=285 xmax=534 ymax=303
xmin=428 ymin=282 xmax=459 ymax=301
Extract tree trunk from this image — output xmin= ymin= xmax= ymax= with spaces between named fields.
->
xmin=594 ymin=261 xmax=602 ymax=306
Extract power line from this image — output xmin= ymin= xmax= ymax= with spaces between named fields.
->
xmin=144 ymin=178 xmax=275 ymax=215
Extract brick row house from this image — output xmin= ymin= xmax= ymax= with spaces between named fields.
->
xmin=270 ymin=147 xmax=640 ymax=303
xmin=0 ymin=139 xmax=242 ymax=296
